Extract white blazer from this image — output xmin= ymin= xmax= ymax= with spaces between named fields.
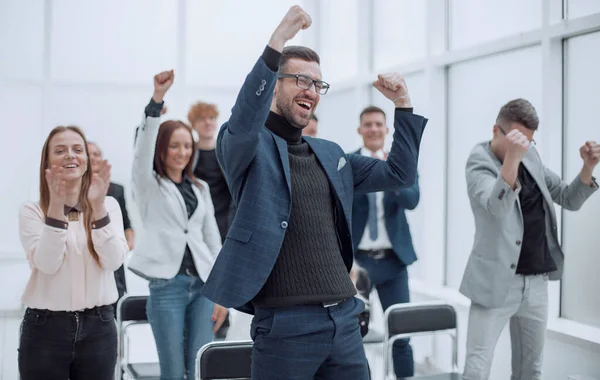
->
xmin=128 ymin=114 xmax=222 ymax=281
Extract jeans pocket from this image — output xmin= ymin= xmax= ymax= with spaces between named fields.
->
xmin=148 ymin=277 xmax=172 ymax=290
xmin=250 ymin=309 xmax=278 ymax=340
xmin=23 ymin=309 xmax=47 ymax=326
xmin=98 ymin=306 xmax=115 ymax=322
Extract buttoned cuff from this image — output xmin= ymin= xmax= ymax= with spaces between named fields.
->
xmin=92 ymin=214 xmax=111 ymax=229
xmin=144 ymin=98 xmax=164 ymax=118
xmin=262 ymin=45 xmax=282 ymax=72
xmin=45 ymin=217 xmax=68 ymax=230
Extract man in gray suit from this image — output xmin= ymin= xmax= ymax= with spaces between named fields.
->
xmin=460 ymin=98 xmax=599 ymax=380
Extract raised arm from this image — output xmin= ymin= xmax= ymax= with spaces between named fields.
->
xmin=544 ymin=140 xmax=599 ymax=210
xmin=389 ymin=174 xmax=420 ymax=210
xmin=132 ymin=71 xmax=173 ymax=197
xmin=351 ymin=74 xmax=427 ymax=194
xmin=216 ymin=6 xmax=312 ymax=182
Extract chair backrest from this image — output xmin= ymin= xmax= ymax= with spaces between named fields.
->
xmin=385 ymin=301 xmax=457 ymax=337
xmin=196 ymin=340 xmax=253 ymax=380
xmin=117 ymin=295 xmax=149 ymax=323
xmin=115 ymin=295 xmax=151 ymax=380
xmin=383 ymin=301 xmax=460 ymax=375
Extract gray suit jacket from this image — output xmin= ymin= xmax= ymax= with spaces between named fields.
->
xmin=459 ymin=141 xmax=597 ymax=308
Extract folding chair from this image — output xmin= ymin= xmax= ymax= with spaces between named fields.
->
xmin=195 ymin=340 xmax=253 ymax=380
xmin=383 ymin=301 xmax=461 ymax=380
xmin=116 ymin=295 xmax=160 ymax=380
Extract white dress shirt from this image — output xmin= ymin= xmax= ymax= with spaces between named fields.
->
xmin=357 ymin=147 xmax=393 ymax=251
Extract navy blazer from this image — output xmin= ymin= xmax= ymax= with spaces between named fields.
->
xmin=202 ymin=54 xmax=428 ymax=314
xmin=350 ymin=148 xmax=419 ymax=266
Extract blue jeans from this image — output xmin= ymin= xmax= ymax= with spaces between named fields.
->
xmin=251 ymin=297 xmax=369 ymax=380
xmin=147 ymin=274 xmax=215 ymax=380
xmin=356 ymin=253 xmax=414 ymax=378
xmin=18 ymin=305 xmax=117 ymax=380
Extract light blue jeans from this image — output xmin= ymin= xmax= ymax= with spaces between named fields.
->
xmin=147 ymin=274 xmax=214 ymax=380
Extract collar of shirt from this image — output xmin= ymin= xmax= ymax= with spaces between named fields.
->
xmin=360 ymin=147 xmax=386 ymax=159
xmin=63 ymin=203 xmax=83 ymax=215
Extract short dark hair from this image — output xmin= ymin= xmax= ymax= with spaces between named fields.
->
xmin=359 ymin=105 xmax=386 ymax=122
xmin=311 ymin=114 xmax=318 ymax=122
xmin=280 ymin=46 xmax=320 ymax=71
xmin=496 ymin=98 xmax=539 ymax=131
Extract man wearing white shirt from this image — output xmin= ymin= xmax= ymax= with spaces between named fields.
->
xmin=351 ymin=105 xmax=420 ymax=378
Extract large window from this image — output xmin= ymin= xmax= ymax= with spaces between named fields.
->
xmin=445 ymin=47 xmax=543 ymax=289
xmin=561 ymin=31 xmax=600 ymax=328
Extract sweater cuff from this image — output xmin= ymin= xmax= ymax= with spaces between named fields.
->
xmin=145 ymin=98 xmax=164 ymax=118
xmin=395 ymin=107 xmax=413 ymax=113
xmin=262 ymin=45 xmax=282 ymax=72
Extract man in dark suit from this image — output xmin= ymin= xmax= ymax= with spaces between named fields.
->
xmin=351 ymin=105 xmax=420 ymax=378
xmin=201 ymin=6 xmax=427 ymax=380
xmin=88 ymin=142 xmax=134 ymax=308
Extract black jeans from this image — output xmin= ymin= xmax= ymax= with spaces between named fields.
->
xmin=18 ymin=305 xmax=117 ymax=380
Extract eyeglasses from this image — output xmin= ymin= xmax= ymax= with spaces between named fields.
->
xmin=278 ymin=73 xmax=330 ymax=95
xmin=497 ymin=125 xmax=536 ymax=146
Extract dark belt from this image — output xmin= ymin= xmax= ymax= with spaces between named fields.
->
xmin=178 ymin=266 xmax=199 ymax=277
xmin=26 ymin=304 xmax=111 ymax=316
xmin=357 ymin=248 xmax=394 ymax=259
xmin=321 ymin=298 xmax=347 ymax=308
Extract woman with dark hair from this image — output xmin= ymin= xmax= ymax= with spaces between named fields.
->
xmin=18 ymin=125 xmax=128 ymax=379
xmin=129 ymin=70 xmax=228 ymax=380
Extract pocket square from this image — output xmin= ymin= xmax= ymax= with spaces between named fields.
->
xmin=337 ymin=157 xmax=347 ymax=170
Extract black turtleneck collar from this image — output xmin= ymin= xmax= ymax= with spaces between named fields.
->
xmin=265 ymin=111 xmax=303 ymax=144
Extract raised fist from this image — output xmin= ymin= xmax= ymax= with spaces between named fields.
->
xmin=269 ymin=5 xmax=312 ymax=52
xmin=153 ymin=70 xmax=174 ymax=103
xmin=504 ymin=129 xmax=530 ymax=163
xmin=580 ymin=141 xmax=600 ymax=169
xmin=373 ymin=73 xmax=411 ymax=107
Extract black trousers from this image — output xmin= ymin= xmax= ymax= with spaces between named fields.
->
xmin=18 ymin=305 xmax=117 ymax=380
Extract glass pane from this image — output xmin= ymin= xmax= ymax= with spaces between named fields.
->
xmin=450 ymin=0 xmax=542 ymax=50
xmin=319 ymin=0 xmax=359 ymax=83
xmin=567 ymin=0 xmax=600 ymax=19
xmin=0 ymin=85 xmax=43 ymax=256
xmin=51 ymin=0 xmax=178 ymax=83
xmin=561 ymin=31 xmax=600 ymax=328
xmin=373 ymin=0 xmax=427 ymax=69
xmin=446 ymin=47 xmax=542 ymax=289
xmin=0 ymin=0 xmax=44 ymax=80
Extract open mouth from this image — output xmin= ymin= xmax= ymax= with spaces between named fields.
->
xmin=63 ymin=164 xmax=79 ymax=169
xmin=295 ymin=99 xmax=313 ymax=112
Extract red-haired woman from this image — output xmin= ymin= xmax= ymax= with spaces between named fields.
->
xmin=18 ymin=125 xmax=128 ymax=379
